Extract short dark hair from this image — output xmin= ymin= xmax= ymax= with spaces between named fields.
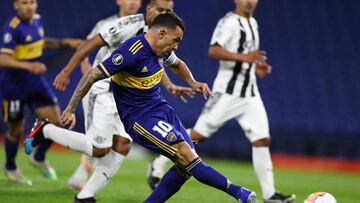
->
xmin=151 ymin=12 xmax=185 ymax=32
xmin=149 ymin=0 xmax=173 ymax=6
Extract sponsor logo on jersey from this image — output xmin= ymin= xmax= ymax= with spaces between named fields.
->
xmin=94 ymin=136 xmax=106 ymax=144
xmin=3 ymin=33 xmax=12 ymax=44
xmin=108 ymin=27 xmax=117 ymax=35
xmin=112 ymin=54 xmax=123 ymax=65
xmin=25 ymin=35 xmax=32 ymax=42
xmin=140 ymin=66 xmax=148 ymax=73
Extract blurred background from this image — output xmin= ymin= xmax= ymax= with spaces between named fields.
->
xmin=0 ymin=0 xmax=359 ymax=162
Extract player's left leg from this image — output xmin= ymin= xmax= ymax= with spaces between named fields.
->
xmin=238 ymin=97 xmax=295 ymax=203
xmin=33 ymin=104 xmax=63 ymax=180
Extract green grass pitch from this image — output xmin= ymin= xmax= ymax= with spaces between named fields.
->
xmin=0 ymin=147 xmax=359 ymax=203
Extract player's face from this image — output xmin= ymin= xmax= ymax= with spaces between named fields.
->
xmin=156 ymin=26 xmax=183 ymax=58
xmin=235 ymin=0 xmax=258 ymax=15
xmin=146 ymin=0 xmax=174 ymax=26
xmin=117 ymin=0 xmax=141 ymax=16
xmin=14 ymin=0 xmax=37 ymax=21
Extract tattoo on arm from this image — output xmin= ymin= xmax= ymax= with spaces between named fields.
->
xmin=65 ymin=68 xmax=105 ymax=112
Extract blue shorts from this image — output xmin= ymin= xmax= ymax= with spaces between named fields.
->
xmin=129 ymin=104 xmax=193 ymax=161
xmin=0 ymin=76 xmax=58 ymax=122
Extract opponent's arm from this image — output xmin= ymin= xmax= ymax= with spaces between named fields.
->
xmin=209 ymin=45 xmax=271 ymax=78
xmin=53 ymin=35 xmax=106 ymax=91
xmin=0 ymin=54 xmax=46 ymax=74
xmin=44 ymin=38 xmax=83 ymax=49
xmin=209 ymin=44 xmax=266 ymax=63
xmin=62 ymin=68 xmax=105 ymax=129
xmin=168 ymin=58 xmax=213 ymax=99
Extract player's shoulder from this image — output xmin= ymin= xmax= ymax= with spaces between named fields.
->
xmin=3 ymin=15 xmax=22 ymax=30
xmin=114 ymin=34 xmax=145 ymax=56
xmin=221 ymin=12 xmax=239 ymax=22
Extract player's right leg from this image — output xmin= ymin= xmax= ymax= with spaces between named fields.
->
xmin=1 ymin=99 xmax=32 ymax=185
xmin=147 ymin=93 xmax=233 ymax=189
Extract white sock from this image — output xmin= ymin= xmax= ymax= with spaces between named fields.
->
xmin=151 ymin=155 xmax=170 ymax=178
xmin=77 ymin=150 xmax=124 ymax=199
xmin=69 ymin=155 xmax=95 ymax=182
xmin=43 ymin=124 xmax=93 ymax=156
xmin=252 ymin=146 xmax=275 ymax=199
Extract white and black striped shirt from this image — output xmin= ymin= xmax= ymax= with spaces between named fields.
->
xmin=210 ymin=12 xmax=260 ymax=97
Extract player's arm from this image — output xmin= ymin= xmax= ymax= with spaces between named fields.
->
xmin=160 ymin=71 xmax=195 ymax=103
xmin=44 ymin=38 xmax=83 ymax=49
xmin=168 ymin=58 xmax=213 ymax=99
xmin=209 ymin=44 xmax=266 ymax=63
xmin=53 ymin=35 xmax=106 ymax=91
xmin=62 ymin=67 xmax=105 ymax=129
xmin=0 ymin=54 xmax=46 ymax=74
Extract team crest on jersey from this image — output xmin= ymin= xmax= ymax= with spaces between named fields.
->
xmin=38 ymin=27 xmax=44 ymax=37
xmin=3 ymin=33 xmax=12 ymax=44
xmin=112 ymin=54 xmax=123 ymax=65
xmin=166 ymin=132 xmax=177 ymax=142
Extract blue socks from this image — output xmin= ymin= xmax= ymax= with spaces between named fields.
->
xmin=186 ymin=157 xmax=242 ymax=199
xmin=144 ymin=165 xmax=189 ymax=203
xmin=34 ymin=139 xmax=53 ymax=162
xmin=5 ymin=136 xmax=19 ymax=170
xmin=144 ymin=157 xmax=250 ymax=203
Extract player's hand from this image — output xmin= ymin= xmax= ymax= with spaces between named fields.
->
xmin=53 ymin=70 xmax=70 ymax=91
xmin=80 ymin=58 xmax=92 ymax=76
xmin=61 ymin=110 xmax=76 ymax=130
xmin=242 ymin=50 xmax=267 ymax=63
xmin=255 ymin=61 xmax=272 ymax=79
xmin=166 ymin=84 xmax=195 ymax=103
xmin=190 ymin=81 xmax=214 ymax=100
xmin=62 ymin=38 xmax=83 ymax=49
xmin=27 ymin=62 xmax=47 ymax=74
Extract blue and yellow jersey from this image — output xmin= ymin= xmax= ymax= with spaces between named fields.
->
xmin=97 ymin=34 xmax=167 ymax=129
xmin=0 ymin=14 xmax=44 ymax=61
xmin=0 ymin=14 xmax=46 ymax=92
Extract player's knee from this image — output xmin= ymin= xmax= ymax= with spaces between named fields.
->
xmin=112 ymin=136 xmax=131 ymax=156
xmin=252 ymin=137 xmax=271 ymax=147
xmin=190 ymin=129 xmax=207 ymax=143
xmin=7 ymin=121 xmax=25 ymax=141
xmin=173 ymin=141 xmax=197 ymax=167
xmin=92 ymin=147 xmax=111 ymax=157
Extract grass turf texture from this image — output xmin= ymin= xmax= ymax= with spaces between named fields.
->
xmin=0 ymin=147 xmax=359 ymax=203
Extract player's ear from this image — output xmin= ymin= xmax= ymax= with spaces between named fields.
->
xmin=13 ymin=0 xmax=19 ymax=10
xmin=158 ymin=29 xmax=166 ymax=39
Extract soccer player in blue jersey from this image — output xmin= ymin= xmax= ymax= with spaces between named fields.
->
xmin=27 ymin=12 xmax=257 ymax=202
xmin=0 ymin=0 xmax=81 ymax=185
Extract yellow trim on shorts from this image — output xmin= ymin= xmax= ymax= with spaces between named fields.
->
xmin=2 ymin=100 xmax=8 ymax=122
xmin=133 ymin=122 xmax=177 ymax=156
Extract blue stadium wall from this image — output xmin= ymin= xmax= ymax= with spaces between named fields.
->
xmin=1 ymin=0 xmax=359 ymax=160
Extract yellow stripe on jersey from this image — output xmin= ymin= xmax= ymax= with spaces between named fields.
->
xmin=0 ymin=48 xmax=14 ymax=55
xmin=133 ymin=122 xmax=177 ymax=156
xmin=132 ymin=44 xmax=144 ymax=55
xmin=112 ymin=68 xmax=164 ymax=90
xmin=9 ymin=16 xmax=21 ymax=29
xmin=13 ymin=39 xmax=44 ymax=60
xmin=129 ymin=40 xmax=144 ymax=55
xmin=2 ymin=100 xmax=8 ymax=122
xmin=99 ymin=63 xmax=111 ymax=77
xmin=129 ymin=40 xmax=141 ymax=51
